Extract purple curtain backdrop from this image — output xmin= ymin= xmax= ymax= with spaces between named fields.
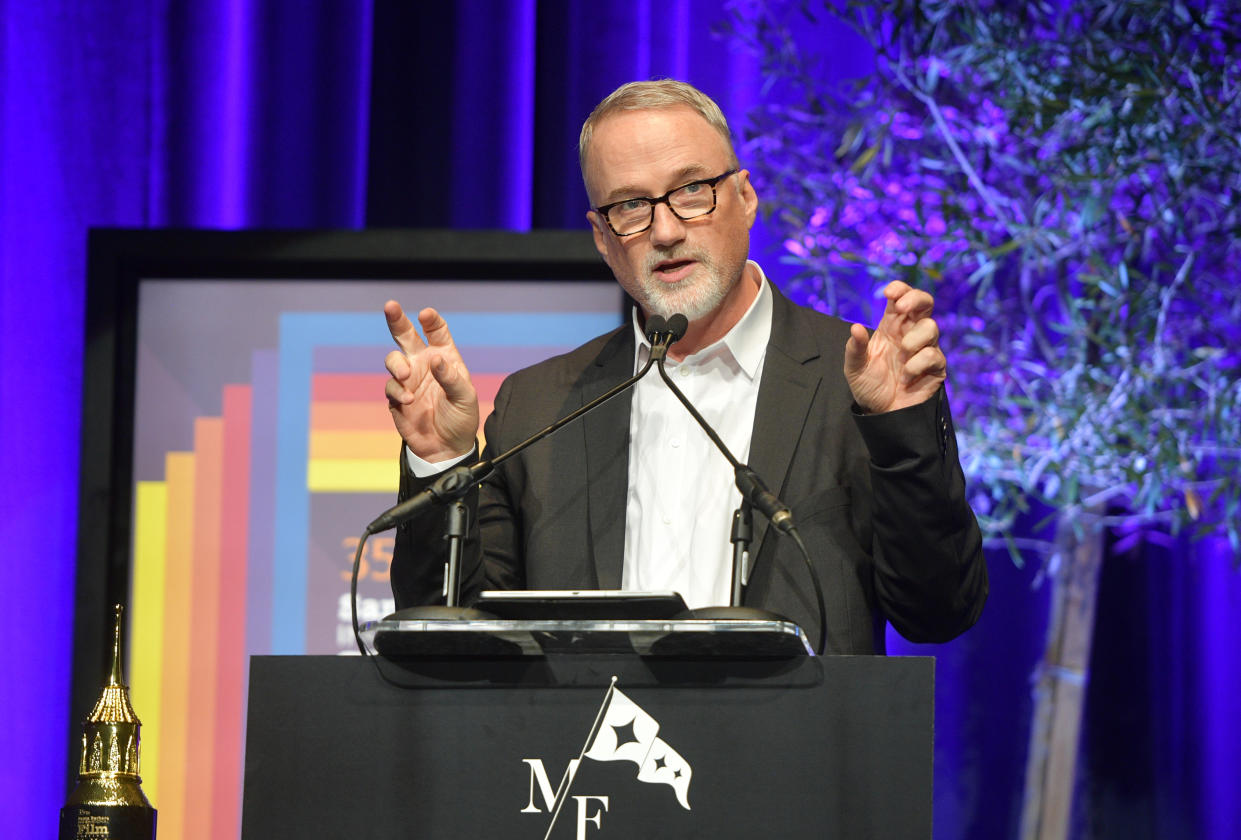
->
xmin=2 ymin=2 xmax=1236 ymax=838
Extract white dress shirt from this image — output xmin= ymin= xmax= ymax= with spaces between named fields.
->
xmin=622 ymin=267 xmax=773 ymax=608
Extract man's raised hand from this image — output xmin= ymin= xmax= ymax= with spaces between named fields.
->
xmin=843 ymin=281 xmax=947 ymax=414
xmin=383 ymin=301 xmax=480 ymax=462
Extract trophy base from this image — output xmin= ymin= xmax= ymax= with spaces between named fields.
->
xmin=59 ymin=804 xmax=157 ymax=840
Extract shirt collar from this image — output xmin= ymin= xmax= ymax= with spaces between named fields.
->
xmin=630 ymin=260 xmax=773 ymax=379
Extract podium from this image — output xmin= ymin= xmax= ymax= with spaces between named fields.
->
xmin=241 ymin=620 xmax=933 ymax=838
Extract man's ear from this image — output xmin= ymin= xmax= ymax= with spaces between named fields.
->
xmin=738 ymin=169 xmax=759 ymax=229
xmin=587 ymin=210 xmax=612 ymax=262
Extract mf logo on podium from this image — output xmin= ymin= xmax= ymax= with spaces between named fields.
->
xmin=519 ymin=678 xmax=692 ymax=839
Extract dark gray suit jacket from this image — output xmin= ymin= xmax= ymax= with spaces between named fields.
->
xmin=392 ymin=285 xmax=987 ymax=653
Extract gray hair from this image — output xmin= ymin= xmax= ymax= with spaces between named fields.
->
xmin=579 ymin=79 xmax=740 ymax=175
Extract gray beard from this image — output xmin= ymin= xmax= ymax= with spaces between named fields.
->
xmin=638 ymin=250 xmax=734 ymax=322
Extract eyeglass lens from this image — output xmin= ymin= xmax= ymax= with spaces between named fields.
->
xmin=608 ymin=181 xmax=716 ymax=235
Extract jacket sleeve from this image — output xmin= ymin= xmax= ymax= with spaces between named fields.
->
xmin=853 ymin=387 xmax=988 ymax=643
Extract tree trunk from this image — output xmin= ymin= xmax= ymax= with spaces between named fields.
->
xmin=1019 ymin=513 xmax=1106 ymax=840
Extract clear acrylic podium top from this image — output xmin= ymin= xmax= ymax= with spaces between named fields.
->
xmin=358 ymin=617 xmax=814 ymax=658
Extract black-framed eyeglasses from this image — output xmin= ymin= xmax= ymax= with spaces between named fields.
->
xmin=593 ymin=169 xmax=739 ymax=237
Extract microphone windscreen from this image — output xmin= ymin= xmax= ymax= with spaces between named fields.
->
xmin=667 ymin=313 xmax=689 ymax=340
xmin=644 ymin=314 xmax=668 ymax=343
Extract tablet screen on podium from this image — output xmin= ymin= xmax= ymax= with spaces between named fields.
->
xmin=475 ymin=590 xmax=688 ymax=620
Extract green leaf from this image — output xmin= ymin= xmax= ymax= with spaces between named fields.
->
xmin=988 ymin=239 xmax=1023 ymax=257
xmin=850 ymin=143 xmax=879 ymax=172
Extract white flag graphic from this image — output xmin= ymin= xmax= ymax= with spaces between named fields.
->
xmin=582 ymin=687 xmax=692 ymax=810
xmin=638 ymin=738 xmax=692 ymax=810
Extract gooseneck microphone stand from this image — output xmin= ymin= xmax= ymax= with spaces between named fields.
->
xmin=729 ymin=504 xmax=753 ymax=607
xmin=653 ymin=315 xmax=828 ymax=655
xmin=350 ymin=317 xmax=683 ymax=655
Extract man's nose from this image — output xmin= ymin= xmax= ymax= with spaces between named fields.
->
xmin=648 ymin=201 xmax=687 ymax=248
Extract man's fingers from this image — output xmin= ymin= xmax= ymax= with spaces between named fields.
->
xmin=904 ymin=345 xmax=947 ymax=381
xmin=384 ymin=340 xmax=475 ymax=406
xmin=844 ymin=323 xmax=870 ymax=376
xmin=385 ymin=300 xmax=426 ymax=353
xmin=427 ymin=348 xmax=476 ymax=403
xmin=893 ymin=286 xmax=935 ymax=319
xmin=883 ymin=280 xmax=914 ymax=301
xmin=418 ymin=308 xmax=459 ymax=349
xmin=901 ymin=317 xmax=940 ymax=355
xmin=385 ymin=376 xmax=413 ymax=407
xmin=384 ymin=348 xmax=412 ymax=382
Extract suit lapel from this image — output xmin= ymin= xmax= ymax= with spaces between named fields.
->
xmin=580 ymin=328 xmax=635 ymax=589
xmin=747 ymin=289 xmax=822 ymax=553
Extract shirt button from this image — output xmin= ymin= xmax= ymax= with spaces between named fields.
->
xmin=670 ymin=439 xmax=681 ymax=448
xmin=679 ymin=366 xmax=691 ymax=377
xmin=662 ymin=514 xmax=672 ymax=525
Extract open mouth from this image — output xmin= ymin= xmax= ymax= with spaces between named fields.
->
xmin=652 ymin=259 xmax=696 ymax=282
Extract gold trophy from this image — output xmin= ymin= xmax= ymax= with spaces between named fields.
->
xmin=59 ymin=604 xmax=157 ymax=839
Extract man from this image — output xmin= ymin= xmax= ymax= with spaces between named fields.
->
xmin=382 ymin=80 xmax=987 ymax=653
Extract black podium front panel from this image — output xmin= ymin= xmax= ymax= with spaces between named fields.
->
xmin=242 ymin=654 xmax=932 ymax=839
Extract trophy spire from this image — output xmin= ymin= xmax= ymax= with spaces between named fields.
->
xmin=60 ymin=604 xmax=157 ymax=838
xmin=107 ymin=603 xmax=127 ymax=688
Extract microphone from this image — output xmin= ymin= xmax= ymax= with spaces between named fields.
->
xmin=644 ymin=313 xmax=667 ymax=340
xmin=365 ymin=459 xmax=492 ymax=534
xmin=645 ymin=313 xmax=688 ymax=361
xmin=734 ymin=467 xmax=794 ymax=535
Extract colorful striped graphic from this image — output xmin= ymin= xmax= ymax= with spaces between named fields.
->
xmin=154 ymin=451 xmax=195 ymax=838
xmin=127 ymin=306 xmax=620 ymax=839
xmin=183 ymin=417 xmax=223 ymax=838
xmin=214 ymin=386 xmax=251 ymax=838
xmin=307 ymin=373 xmax=395 ymax=492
